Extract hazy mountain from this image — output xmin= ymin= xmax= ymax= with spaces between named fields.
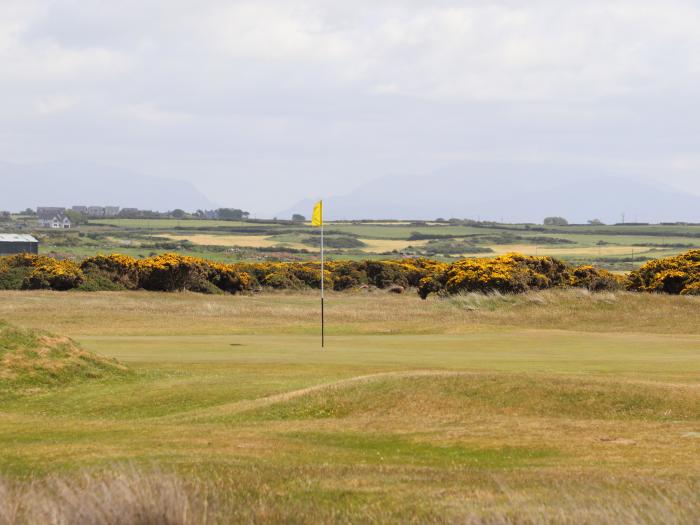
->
xmin=279 ymin=164 xmax=700 ymax=223
xmin=0 ymin=161 xmax=217 ymax=212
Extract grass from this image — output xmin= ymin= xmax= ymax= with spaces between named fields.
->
xmin=0 ymin=289 xmax=698 ymax=522
xmin=486 ymin=243 xmax=656 ymax=256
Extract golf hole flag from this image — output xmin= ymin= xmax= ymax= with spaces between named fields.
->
xmin=312 ymin=200 xmax=323 ymax=226
xmin=312 ymin=200 xmax=324 ymax=347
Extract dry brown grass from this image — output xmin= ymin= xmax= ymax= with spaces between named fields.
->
xmin=0 ymin=469 xmax=209 ymax=525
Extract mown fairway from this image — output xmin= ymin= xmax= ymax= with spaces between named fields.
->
xmin=0 ymin=290 xmax=699 ymax=523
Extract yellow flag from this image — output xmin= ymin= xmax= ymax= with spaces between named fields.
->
xmin=311 ymin=200 xmax=323 ymax=226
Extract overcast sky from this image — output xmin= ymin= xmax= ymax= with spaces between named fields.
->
xmin=2 ymin=0 xmax=700 ymax=214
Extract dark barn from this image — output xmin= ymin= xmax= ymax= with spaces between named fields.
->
xmin=0 ymin=234 xmax=39 ymax=255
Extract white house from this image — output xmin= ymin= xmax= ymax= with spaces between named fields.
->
xmin=37 ymin=208 xmax=71 ymax=229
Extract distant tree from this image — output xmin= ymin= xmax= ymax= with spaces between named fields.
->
xmin=588 ymin=219 xmax=604 ymax=225
xmin=217 ymin=208 xmax=249 ymax=220
xmin=64 ymin=210 xmax=87 ymax=226
xmin=22 ymin=208 xmax=36 ymax=216
xmin=291 ymin=214 xmax=306 ymax=222
xmin=171 ymin=209 xmax=187 ymax=219
xmin=543 ymin=216 xmax=569 ymax=226
xmin=118 ymin=209 xmax=137 ymax=218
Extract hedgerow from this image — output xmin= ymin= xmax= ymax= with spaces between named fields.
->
xmin=0 ymin=250 xmax=698 ymax=297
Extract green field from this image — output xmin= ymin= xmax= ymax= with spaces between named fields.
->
xmin=1 ymin=289 xmax=698 ymax=523
xmin=4 ymin=216 xmax=698 ymax=270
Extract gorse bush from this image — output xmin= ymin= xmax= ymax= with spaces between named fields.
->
xmin=569 ymin=265 xmax=625 ymax=292
xmin=80 ymin=254 xmax=140 ymax=289
xmin=627 ymin=249 xmax=700 ymax=295
xmin=24 ymin=259 xmax=84 ymax=291
xmin=138 ymin=253 xmax=211 ymax=292
xmin=1 ymin=250 xmax=699 ymax=297
xmin=417 ymin=253 xmax=570 ymax=298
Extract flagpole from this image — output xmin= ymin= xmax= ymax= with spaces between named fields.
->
xmin=320 ymin=210 xmax=324 ymax=348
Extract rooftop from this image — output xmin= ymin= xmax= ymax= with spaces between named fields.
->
xmin=0 ymin=234 xmax=38 ymax=243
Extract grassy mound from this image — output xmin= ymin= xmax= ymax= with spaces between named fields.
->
xmin=222 ymin=373 xmax=700 ymax=423
xmin=0 ymin=321 xmax=129 ymax=390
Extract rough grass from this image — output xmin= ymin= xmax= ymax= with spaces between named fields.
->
xmin=0 ymin=288 xmax=698 ymax=336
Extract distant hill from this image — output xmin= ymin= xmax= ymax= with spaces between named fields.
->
xmin=0 ymin=161 xmax=217 ymax=212
xmin=279 ymin=164 xmax=700 ymax=223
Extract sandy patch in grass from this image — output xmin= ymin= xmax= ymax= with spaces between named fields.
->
xmin=359 ymin=239 xmax=428 ymax=252
xmin=160 ymin=234 xmax=308 ymax=250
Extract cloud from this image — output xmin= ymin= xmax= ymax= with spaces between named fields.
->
xmin=1 ymin=0 xmax=700 ymax=211
xmin=177 ymin=0 xmax=700 ymax=102
xmin=34 ymin=94 xmax=77 ymax=115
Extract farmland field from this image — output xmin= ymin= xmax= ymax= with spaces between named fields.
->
xmin=14 ymin=217 xmax=698 ymax=271
xmin=1 ymin=289 xmax=698 ymax=523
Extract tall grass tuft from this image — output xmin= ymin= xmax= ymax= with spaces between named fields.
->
xmin=0 ymin=468 xmax=219 ymax=525
xmin=0 ymin=468 xmax=697 ymax=524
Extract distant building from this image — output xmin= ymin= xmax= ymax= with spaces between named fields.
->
xmin=0 ymin=234 xmax=39 ymax=255
xmin=37 ymin=208 xmax=71 ymax=229
xmin=87 ymin=206 xmax=105 ymax=217
xmin=104 ymin=206 xmax=120 ymax=217
xmin=37 ymin=206 xmax=64 ymax=217
xmin=72 ymin=206 xmax=88 ymax=214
